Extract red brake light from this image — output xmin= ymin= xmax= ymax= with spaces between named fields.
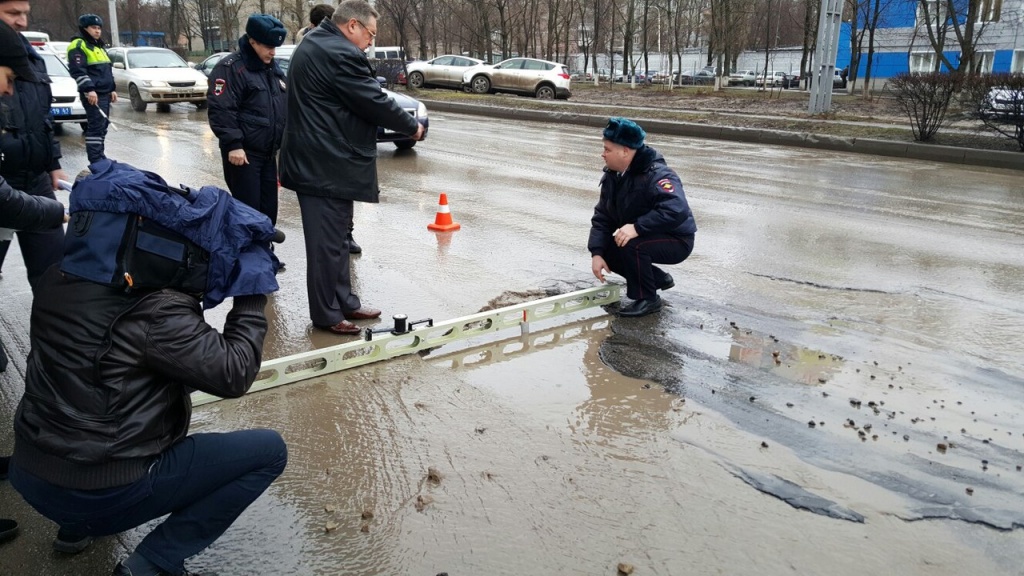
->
xmin=558 ymin=72 xmax=570 ymax=79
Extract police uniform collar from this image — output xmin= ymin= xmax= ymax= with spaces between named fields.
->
xmin=625 ymin=145 xmax=656 ymax=174
xmin=238 ymin=36 xmax=272 ymax=70
xmin=75 ymin=31 xmax=106 ymax=49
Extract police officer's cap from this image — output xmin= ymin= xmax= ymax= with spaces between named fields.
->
xmin=0 ymin=20 xmax=38 ymax=82
xmin=79 ymin=14 xmax=103 ymax=28
xmin=246 ymin=14 xmax=287 ymax=48
xmin=603 ymin=117 xmax=646 ymax=149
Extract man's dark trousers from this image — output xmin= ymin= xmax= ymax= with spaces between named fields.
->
xmin=221 ymin=149 xmax=279 ymax=225
xmin=10 ymin=429 xmax=287 ymax=574
xmin=0 ymin=172 xmax=65 ymax=291
xmin=297 ymin=194 xmax=361 ymax=326
xmin=84 ymin=92 xmax=111 ymax=163
xmin=602 ymin=233 xmax=694 ymax=301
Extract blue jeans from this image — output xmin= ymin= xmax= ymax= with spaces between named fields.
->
xmin=11 ymin=430 xmax=287 ymax=574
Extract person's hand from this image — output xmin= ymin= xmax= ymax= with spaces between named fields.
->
xmin=63 ymin=212 xmax=70 ymax=223
xmin=411 ymin=124 xmax=425 ymax=141
xmin=592 ymin=255 xmax=609 ymax=283
xmin=228 ymin=149 xmax=249 ymax=166
xmin=50 ymin=169 xmax=68 ymax=192
xmin=86 ymin=91 xmax=98 ymax=106
xmin=110 ymin=91 xmax=118 ymax=103
xmin=613 ymin=224 xmax=638 ymax=247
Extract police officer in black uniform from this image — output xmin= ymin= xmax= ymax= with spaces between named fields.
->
xmin=68 ymin=13 xmax=117 ymax=163
xmin=207 ymin=14 xmax=287 ymax=238
xmin=0 ymin=0 xmax=67 ymax=290
xmin=589 ymin=117 xmax=697 ymax=318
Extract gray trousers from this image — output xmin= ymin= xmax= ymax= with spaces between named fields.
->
xmin=297 ymin=194 xmax=360 ymax=326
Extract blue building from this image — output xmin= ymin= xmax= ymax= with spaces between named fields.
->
xmin=850 ymin=0 xmax=1024 ymax=81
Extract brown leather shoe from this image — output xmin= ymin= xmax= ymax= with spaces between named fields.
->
xmin=316 ymin=320 xmax=361 ymax=335
xmin=344 ymin=307 xmax=381 ymax=320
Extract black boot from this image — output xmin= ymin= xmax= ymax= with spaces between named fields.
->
xmin=0 ymin=518 xmax=17 ymax=543
xmin=619 ymin=296 xmax=663 ymax=318
xmin=347 ymin=232 xmax=362 ymax=254
xmin=53 ymin=526 xmax=94 ymax=554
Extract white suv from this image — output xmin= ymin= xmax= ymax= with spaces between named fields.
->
xmin=462 ymin=57 xmax=572 ymax=99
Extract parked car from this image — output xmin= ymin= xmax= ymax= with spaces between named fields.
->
xmin=985 ymin=86 xmax=1024 ymax=118
xmin=41 ymin=41 xmax=71 ymax=63
xmin=39 ymin=50 xmax=86 ymax=133
xmin=677 ymin=70 xmax=715 ymax=85
xmin=20 ymin=30 xmax=48 ymax=46
xmin=194 ymin=52 xmax=230 ymax=77
xmin=834 ymin=69 xmax=847 ymax=89
xmin=755 ymin=70 xmax=799 ymax=88
xmin=462 ymin=57 xmax=571 ymax=99
xmin=107 ymin=47 xmax=208 ymax=112
xmin=727 ymin=69 xmax=757 ymax=86
xmin=405 ymin=55 xmax=484 ymax=89
xmin=274 ymin=49 xmax=429 ymax=149
xmin=614 ymin=72 xmax=648 ymax=83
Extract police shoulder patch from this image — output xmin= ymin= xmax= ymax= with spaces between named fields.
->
xmin=214 ymin=78 xmax=226 ymax=96
xmin=656 ymin=178 xmax=675 ymax=193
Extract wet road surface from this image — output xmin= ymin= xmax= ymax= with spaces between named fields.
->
xmin=1 ymin=101 xmax=1022 ymax=575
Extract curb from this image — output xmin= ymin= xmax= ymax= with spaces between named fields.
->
xmin=420 ymin=100 xmax=1024 ymax=171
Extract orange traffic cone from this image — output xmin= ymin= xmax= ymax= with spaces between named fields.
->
xmin=427 ymin=193 xmax=461 ymax=232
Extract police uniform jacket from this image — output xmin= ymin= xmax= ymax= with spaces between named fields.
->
xmin=207 ymin=37 xmax=287 ymax=157
xmin=67 ymin=33 xmax=115 ymax=95
xmin=12 ymin=267 xmax=268 ymax=490
xmin=588 ymin=145 xmax=697 ymax=257
xmin=0 ymin=40 xmax=61 ymax=177
xmin=279 ymin=19 xmax=419 ymax=202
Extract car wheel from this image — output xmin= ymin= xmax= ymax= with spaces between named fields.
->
xmin=53 ymin=123 xmax=64 ymax=135
xmin=470 ymin=75 xmax=490 ymax=94
xmin=195 ymin=101 xmax=208 ymax=110
xmin=129 ymin=85 xmax=147 ymax=112
xmin=409 ymin=71 xmax=425 ymax=89
xmin=394 ymin=140 xmax=416 ymax=150
xmin=535 ymin=85 xmax=555 ymax=99
xmin=157 ymin=103 xmax=171 ymax=113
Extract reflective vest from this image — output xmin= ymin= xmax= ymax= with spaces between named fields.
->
xmin=68 ymin=36 xmax=115 ymax=94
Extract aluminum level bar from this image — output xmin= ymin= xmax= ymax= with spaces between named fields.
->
xmin=192 ymin=284 xmax=621 ymax=406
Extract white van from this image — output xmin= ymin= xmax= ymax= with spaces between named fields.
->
xmin=367 ymin=45 xmax=404 ymax=60
xmin=21 ymin=31 xmax=49 ymax=46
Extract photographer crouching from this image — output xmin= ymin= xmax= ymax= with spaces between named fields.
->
xmin=7 ymin=161 xmax=287 ymax=576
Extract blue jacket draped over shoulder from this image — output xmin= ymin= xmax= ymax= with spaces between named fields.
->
xmin=67 ymin=160 xmax=279 ymax=308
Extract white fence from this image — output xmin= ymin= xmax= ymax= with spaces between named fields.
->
xmin=570 ymin=47 xmax=808 ymax=77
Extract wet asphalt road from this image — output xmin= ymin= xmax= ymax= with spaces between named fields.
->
xmin=1 ymin=99 xmax=1023 ymax=575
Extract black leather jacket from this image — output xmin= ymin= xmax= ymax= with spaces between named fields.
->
xmin=279 ymin=19 xmax=419 ymax=202
xmin=12 ymin=267 xmax=267 ymax=490
xmin=207 ymin=38 xmax=287 ymax=157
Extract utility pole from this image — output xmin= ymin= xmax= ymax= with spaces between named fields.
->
xmin=107 ymin=0 xmax=120 ymax=46
xmin=809 ymin=0 xmax=842 ymax=114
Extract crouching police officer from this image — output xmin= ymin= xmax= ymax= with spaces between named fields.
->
xmin=207 ymin=14 xmax=287 ymax=229
xmin=68 ymin=13 xmax=117 ymax=163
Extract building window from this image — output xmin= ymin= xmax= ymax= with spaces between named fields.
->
xmin=916 ymin=1 xmax=947 ymax=27
xmin=975 ymin=51 xmax=994 ymax=74
xmin=978 ymin=0 xmax=1002 ymax=22
xmin=1012 ymin=50 xmax=1024 ymax=74
xmin=910 ymin=52 xmax=938 ymax=74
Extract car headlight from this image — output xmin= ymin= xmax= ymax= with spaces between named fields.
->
xmin=196 ymin=78 xmax=208 ymax=89
xmin=417 ymin=102 xmax=427 ymax=118
xmin=143 ymin=80 xmax=168 ymax=87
